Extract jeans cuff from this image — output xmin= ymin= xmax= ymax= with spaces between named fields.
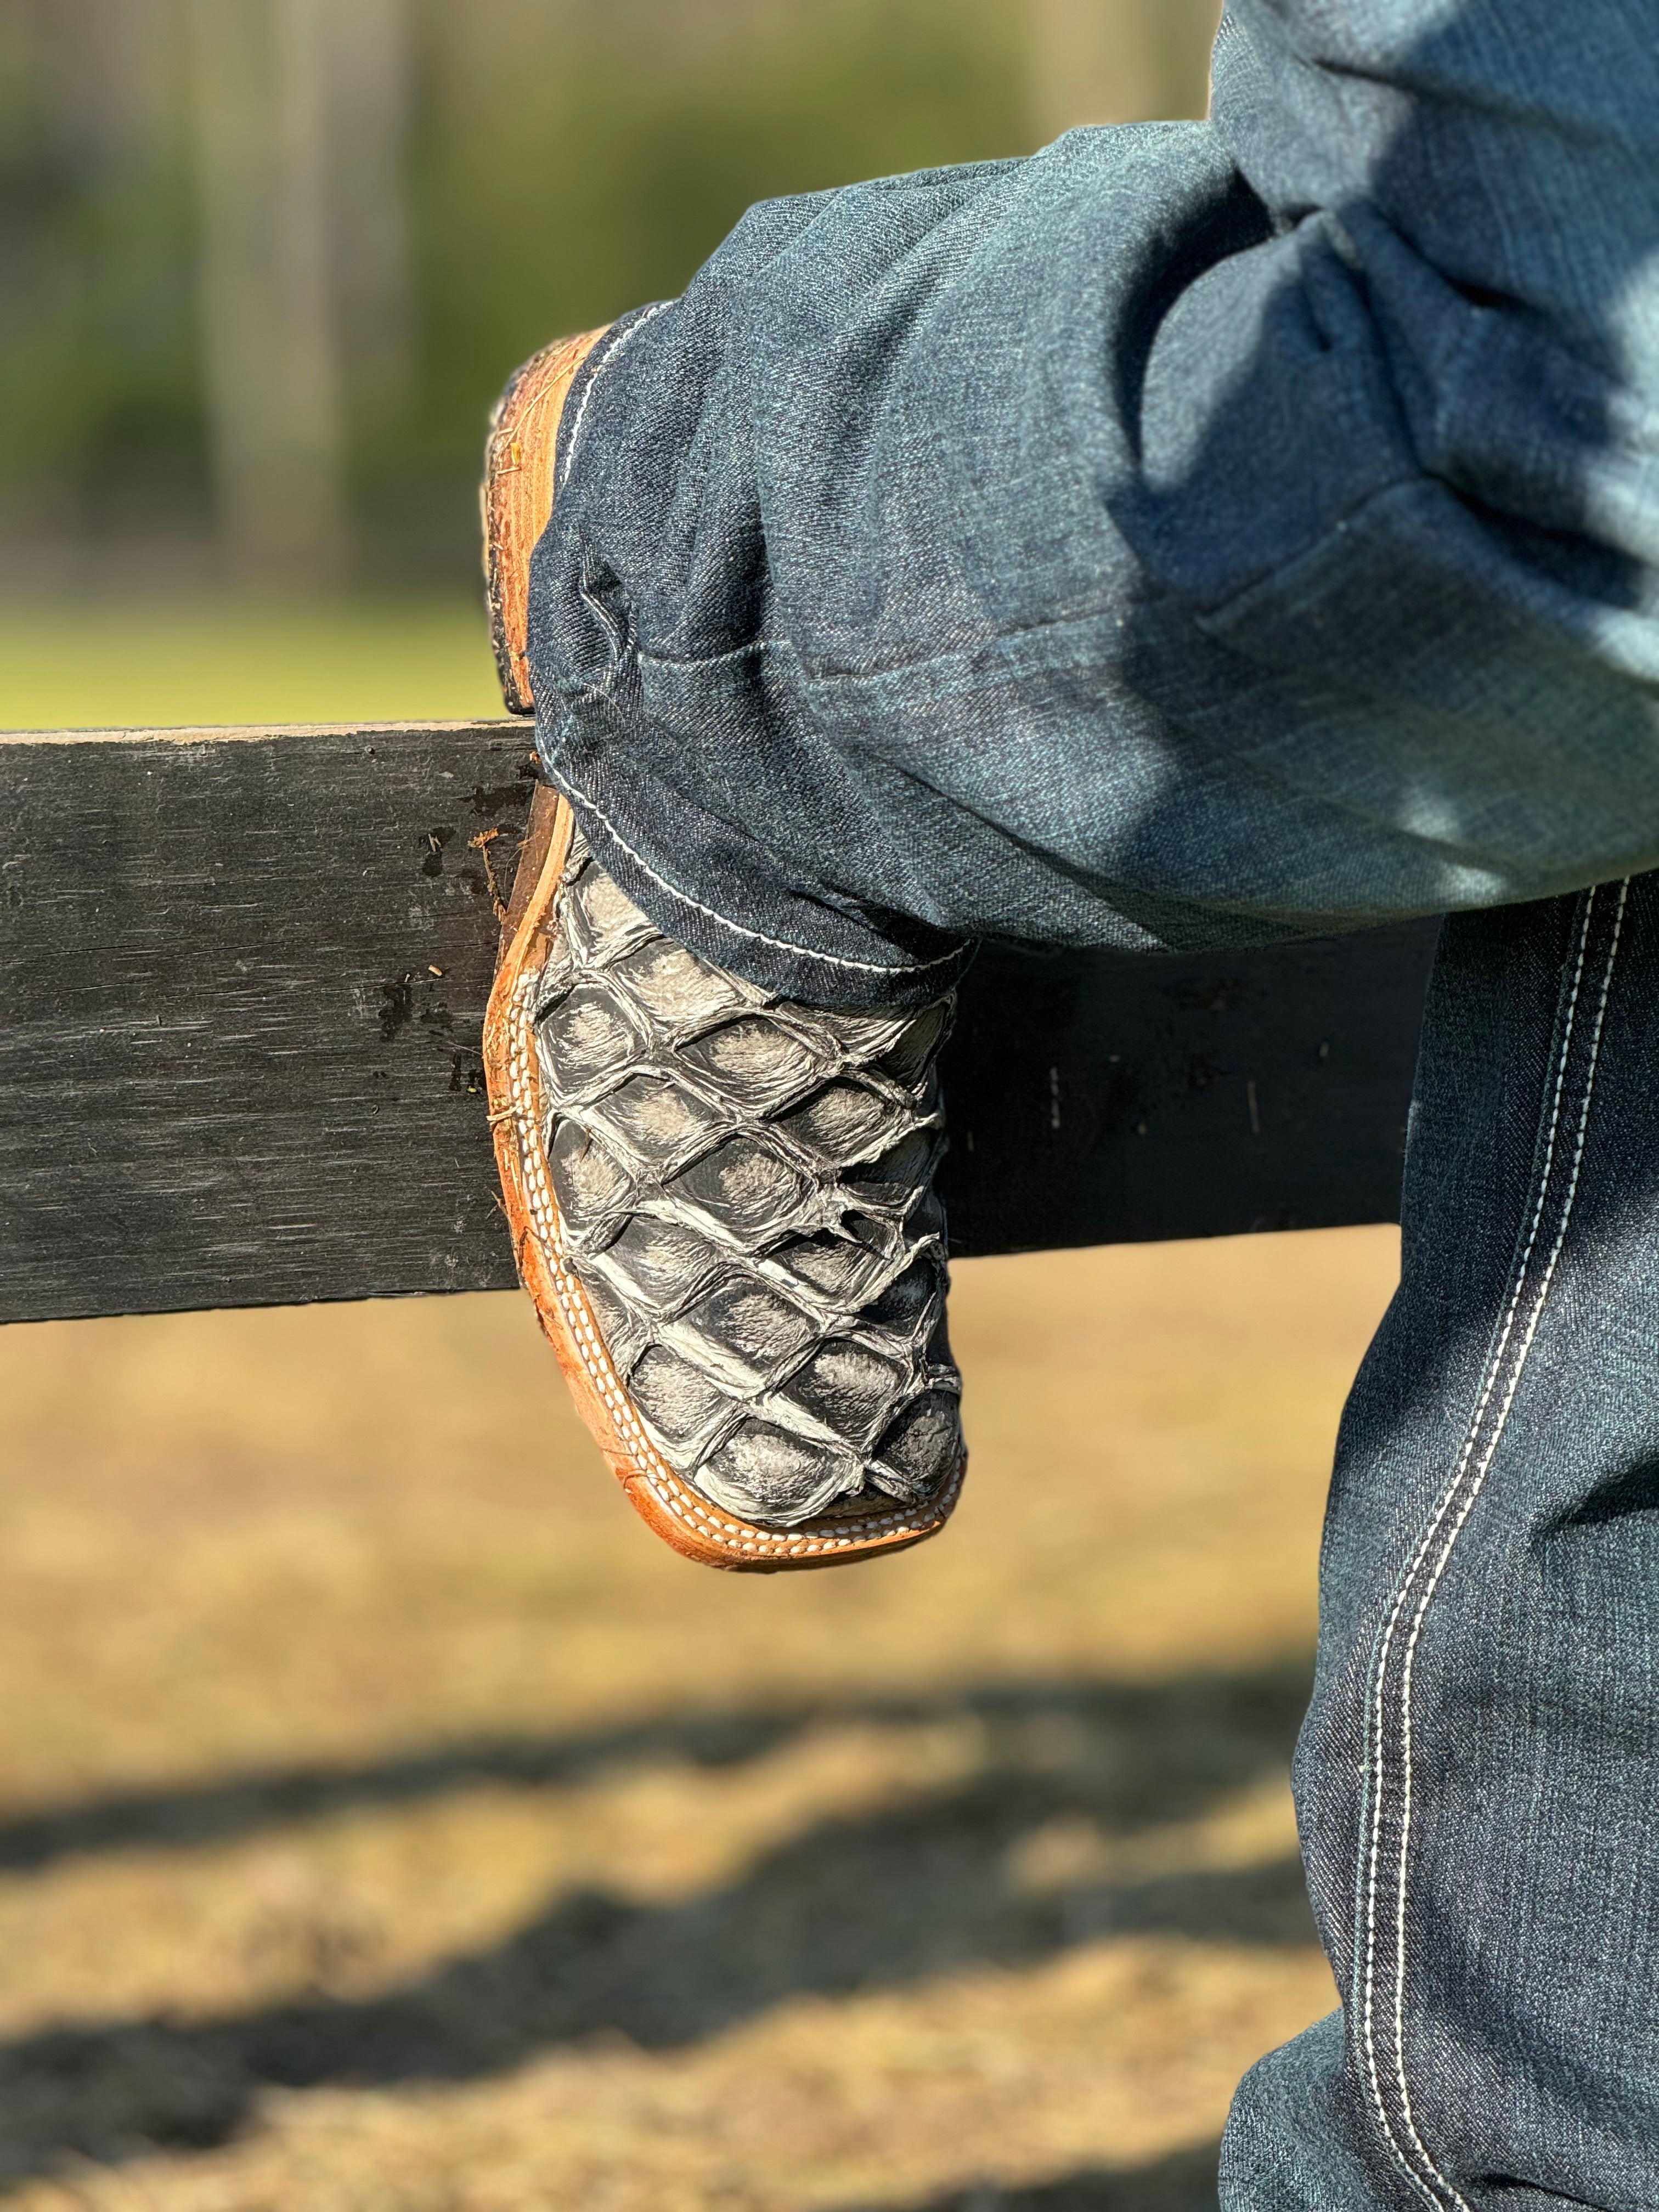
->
xmin=532 ymin=710 xmax=973 ymax=1012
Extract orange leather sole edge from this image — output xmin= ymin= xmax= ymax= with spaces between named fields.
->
xmin=483 ymin=327 xmax=611 ymax=715
xmin=482 ymin=785 xmax=965 ymax=1573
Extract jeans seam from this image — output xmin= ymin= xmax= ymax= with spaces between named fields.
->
xmin=615 ymin=483 xmax=1420 ymax=693
xmin=637 ymin=639 xmax=775 ymax=674
xmin=1356 ymin=877 xmax=1628 ymax=2211
xmin=1359 ymin=890 xmax=1592 ymax=2210
xmin=561 ymin=301 xmax=673 ymax=481
xmin=578 ymin=573 xmax=632 ymax=678
xmin=543 ymin=761 xmax=967 ymax=984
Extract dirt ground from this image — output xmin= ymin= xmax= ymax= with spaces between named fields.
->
xmin=2 ymin=611 xmax=1396 ymax=2206
xmin=0 ymin=1229 xmax=1399 ymax=2210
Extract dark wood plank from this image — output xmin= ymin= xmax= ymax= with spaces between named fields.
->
xmin=0 ymin=724 xmax=1437 ymax=1323
xmin=941 ymin=929 xmax=1437 ymax=1255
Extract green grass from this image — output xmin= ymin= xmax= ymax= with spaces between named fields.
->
xmin=0 ymin=597 xmax=505 ymax=731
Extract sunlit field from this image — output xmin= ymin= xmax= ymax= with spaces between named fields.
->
xmin=0 ymin=601 xmax=503 ymax=733
xmin=0 ymin=608 xmax=1398 ymax=2209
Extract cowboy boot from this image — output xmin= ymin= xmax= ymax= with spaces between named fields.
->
xmin=481 ymin=331 xmax=966 ymax=1571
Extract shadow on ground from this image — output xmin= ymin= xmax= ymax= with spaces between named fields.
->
xmin=834 ymin=2138 xmax=1223 ymax=2210
xmin=0 ymin=1666 xmax=1312 ymax=2186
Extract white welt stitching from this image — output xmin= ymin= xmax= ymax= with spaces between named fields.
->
xmin=546 ymin=765 xmax=968 ymax=983
xmin=1356 ymin=883 xmax=1620 ymax=2212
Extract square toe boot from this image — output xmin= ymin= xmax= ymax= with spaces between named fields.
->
xmin=481 ymin=332 xmax=967 ymax=1571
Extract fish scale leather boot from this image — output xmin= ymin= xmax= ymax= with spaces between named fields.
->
xmin=481 ymin=330 xmax=967 ymax=1570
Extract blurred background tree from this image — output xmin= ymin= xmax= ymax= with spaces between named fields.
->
xmin=0 ymin=0 xmax=1219 ymax=599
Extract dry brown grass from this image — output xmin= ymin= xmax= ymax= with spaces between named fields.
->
xmin=0 ymin=1229 xmax=1398 ymax=2210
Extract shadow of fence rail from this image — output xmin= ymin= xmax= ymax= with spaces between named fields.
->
xmin=0 ymin=1661 xmax=1315 ymax=2187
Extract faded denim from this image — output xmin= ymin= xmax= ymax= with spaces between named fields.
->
xmin=523 ymin=1 xmax=1659 ymax=2204
xmin=529 ymin=0 xmax=1659 ymax=1011
xmin=1224 ymin=878 xmax=1659 ymax=2211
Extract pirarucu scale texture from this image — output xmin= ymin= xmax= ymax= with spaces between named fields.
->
xmin=533 ymin=828 xmax=963 ymax=1528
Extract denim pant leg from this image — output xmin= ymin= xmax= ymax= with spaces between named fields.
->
xmin=1222 ymin=876 xmax=1659 ymax=2210
xmin=534 ymin=5 xmax=1659 ymax=1009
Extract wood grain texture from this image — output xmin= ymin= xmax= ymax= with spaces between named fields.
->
xmin=943 ymin=930 xmax=1436 ymax=1255
xmin=0 ymin=722 xmax=1437 ymax=1323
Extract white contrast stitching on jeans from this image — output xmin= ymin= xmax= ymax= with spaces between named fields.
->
xmin=540 ymin=311 xmax=967 ymax=989
xmin=559 ymin=301 xmax=673 ymax=480
xmin=1357 ymin=888 xmax=1596 ymax=2210
xmin=1391 ymin=877 xmax=1626 ymax=2205
xmin=545 ymin=766 xmax=968 ymax=983
xmin=1357 ymin=881 xmax=1627 ymax=2212
xmin=1358 ymin=891 xmax=1590 ymax=2210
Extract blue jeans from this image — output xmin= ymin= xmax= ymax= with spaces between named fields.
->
xmin=1226 ymin=879 xmax=1659 ymax=2209
xmin=524 ymin=2 xmax=1659 ymax=2201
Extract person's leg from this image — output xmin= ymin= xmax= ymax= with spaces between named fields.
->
xmin=527 ymin=1 xmax=1659 ymax=1004
xmin=499 ymin=0 xmax=1659 ymax=1562
xmin=1223 ymin=877 xmax=1659 ymax=2209
xmin=487 ymin=0 xmax=1659 ymax=2163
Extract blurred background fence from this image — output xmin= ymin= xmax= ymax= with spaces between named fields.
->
xmin=0 ymin=0 xmax=1220 ymax=601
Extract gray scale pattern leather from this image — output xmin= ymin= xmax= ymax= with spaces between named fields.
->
xmin=533 ymin=830 xmax=963 ymax=1528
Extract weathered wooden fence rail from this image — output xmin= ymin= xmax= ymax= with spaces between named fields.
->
xmin=0 ymin=721 xmax=1438 ymax=1325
